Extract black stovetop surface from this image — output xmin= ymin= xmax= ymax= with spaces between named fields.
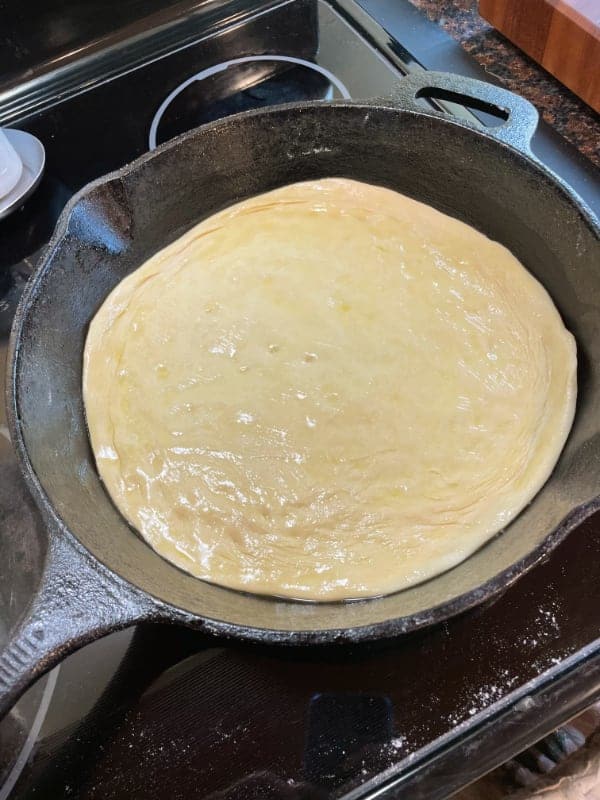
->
xmin=0 ymin=1 xmax=599 ymax=799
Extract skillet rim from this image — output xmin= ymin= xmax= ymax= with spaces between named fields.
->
xmin=7 ymin=98 xmax=600 ymax=644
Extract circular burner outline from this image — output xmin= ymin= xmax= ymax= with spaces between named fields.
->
xmin=0 ymin=665 xmax=59 ymax=800
xmin=148 ymin=55 xmax=351 ymax=150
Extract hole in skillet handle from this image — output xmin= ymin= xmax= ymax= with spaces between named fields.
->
xmin=415 ymin=86 xmax=509 ymax=126
xmin=387 ymin=70 xmax=539 ymax=156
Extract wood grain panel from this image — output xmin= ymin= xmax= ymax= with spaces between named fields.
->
xmin=480 ymin=0 xmax=600 ymax=112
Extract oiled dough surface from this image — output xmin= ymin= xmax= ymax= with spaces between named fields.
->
xmin=83 ymin=179 xmax=576 ymax=601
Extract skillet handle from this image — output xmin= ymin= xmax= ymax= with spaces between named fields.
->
xmin=0 ymin=525 xmax=157 ymax=719
xmin=390 ymin=70 xmax=539 ymax=154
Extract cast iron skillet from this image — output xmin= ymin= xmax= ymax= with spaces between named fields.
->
xmin=1 ymin=71 xmax=599 ymax=718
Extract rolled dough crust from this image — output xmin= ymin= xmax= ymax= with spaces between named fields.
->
xmin=83 ymin=179 xmax=576 ymax=601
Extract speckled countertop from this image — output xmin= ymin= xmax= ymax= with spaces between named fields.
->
xmin=407 ymin=0 xmax=600 ymax=169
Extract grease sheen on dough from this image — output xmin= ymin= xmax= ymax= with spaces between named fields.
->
xmin=83 ymin=179 xmax=576 ymax=601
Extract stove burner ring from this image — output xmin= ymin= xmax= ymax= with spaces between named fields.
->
xmin=0 ymin=666 xmax=59 ymax=800
xmin=148 ymin=55 xmax=351 ymax=151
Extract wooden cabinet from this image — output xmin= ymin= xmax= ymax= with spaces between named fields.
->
xmin=479 ymin=0 xmax=600 ymax=112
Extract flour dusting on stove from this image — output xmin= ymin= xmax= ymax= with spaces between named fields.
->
xmin=441 ymin=600 xmax=576 ymax=728
xmin=389 ymin=735 xmax=407 ymax=752
xmin=521 ymin=602 xmax=562 ymax=648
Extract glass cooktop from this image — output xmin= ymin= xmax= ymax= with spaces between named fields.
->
xmin=0 ymin=1 xmax=599 ymax=798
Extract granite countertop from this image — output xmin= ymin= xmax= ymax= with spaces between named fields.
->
xmin=407 ymin=0 xmax=600 ymax=169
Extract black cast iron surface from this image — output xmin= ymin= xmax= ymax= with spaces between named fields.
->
xmin=1 ymin=1 xmax=600 ymax=798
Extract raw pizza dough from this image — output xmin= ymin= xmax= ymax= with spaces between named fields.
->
xmin=83 ymin=178 xmax=576 ymax=601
